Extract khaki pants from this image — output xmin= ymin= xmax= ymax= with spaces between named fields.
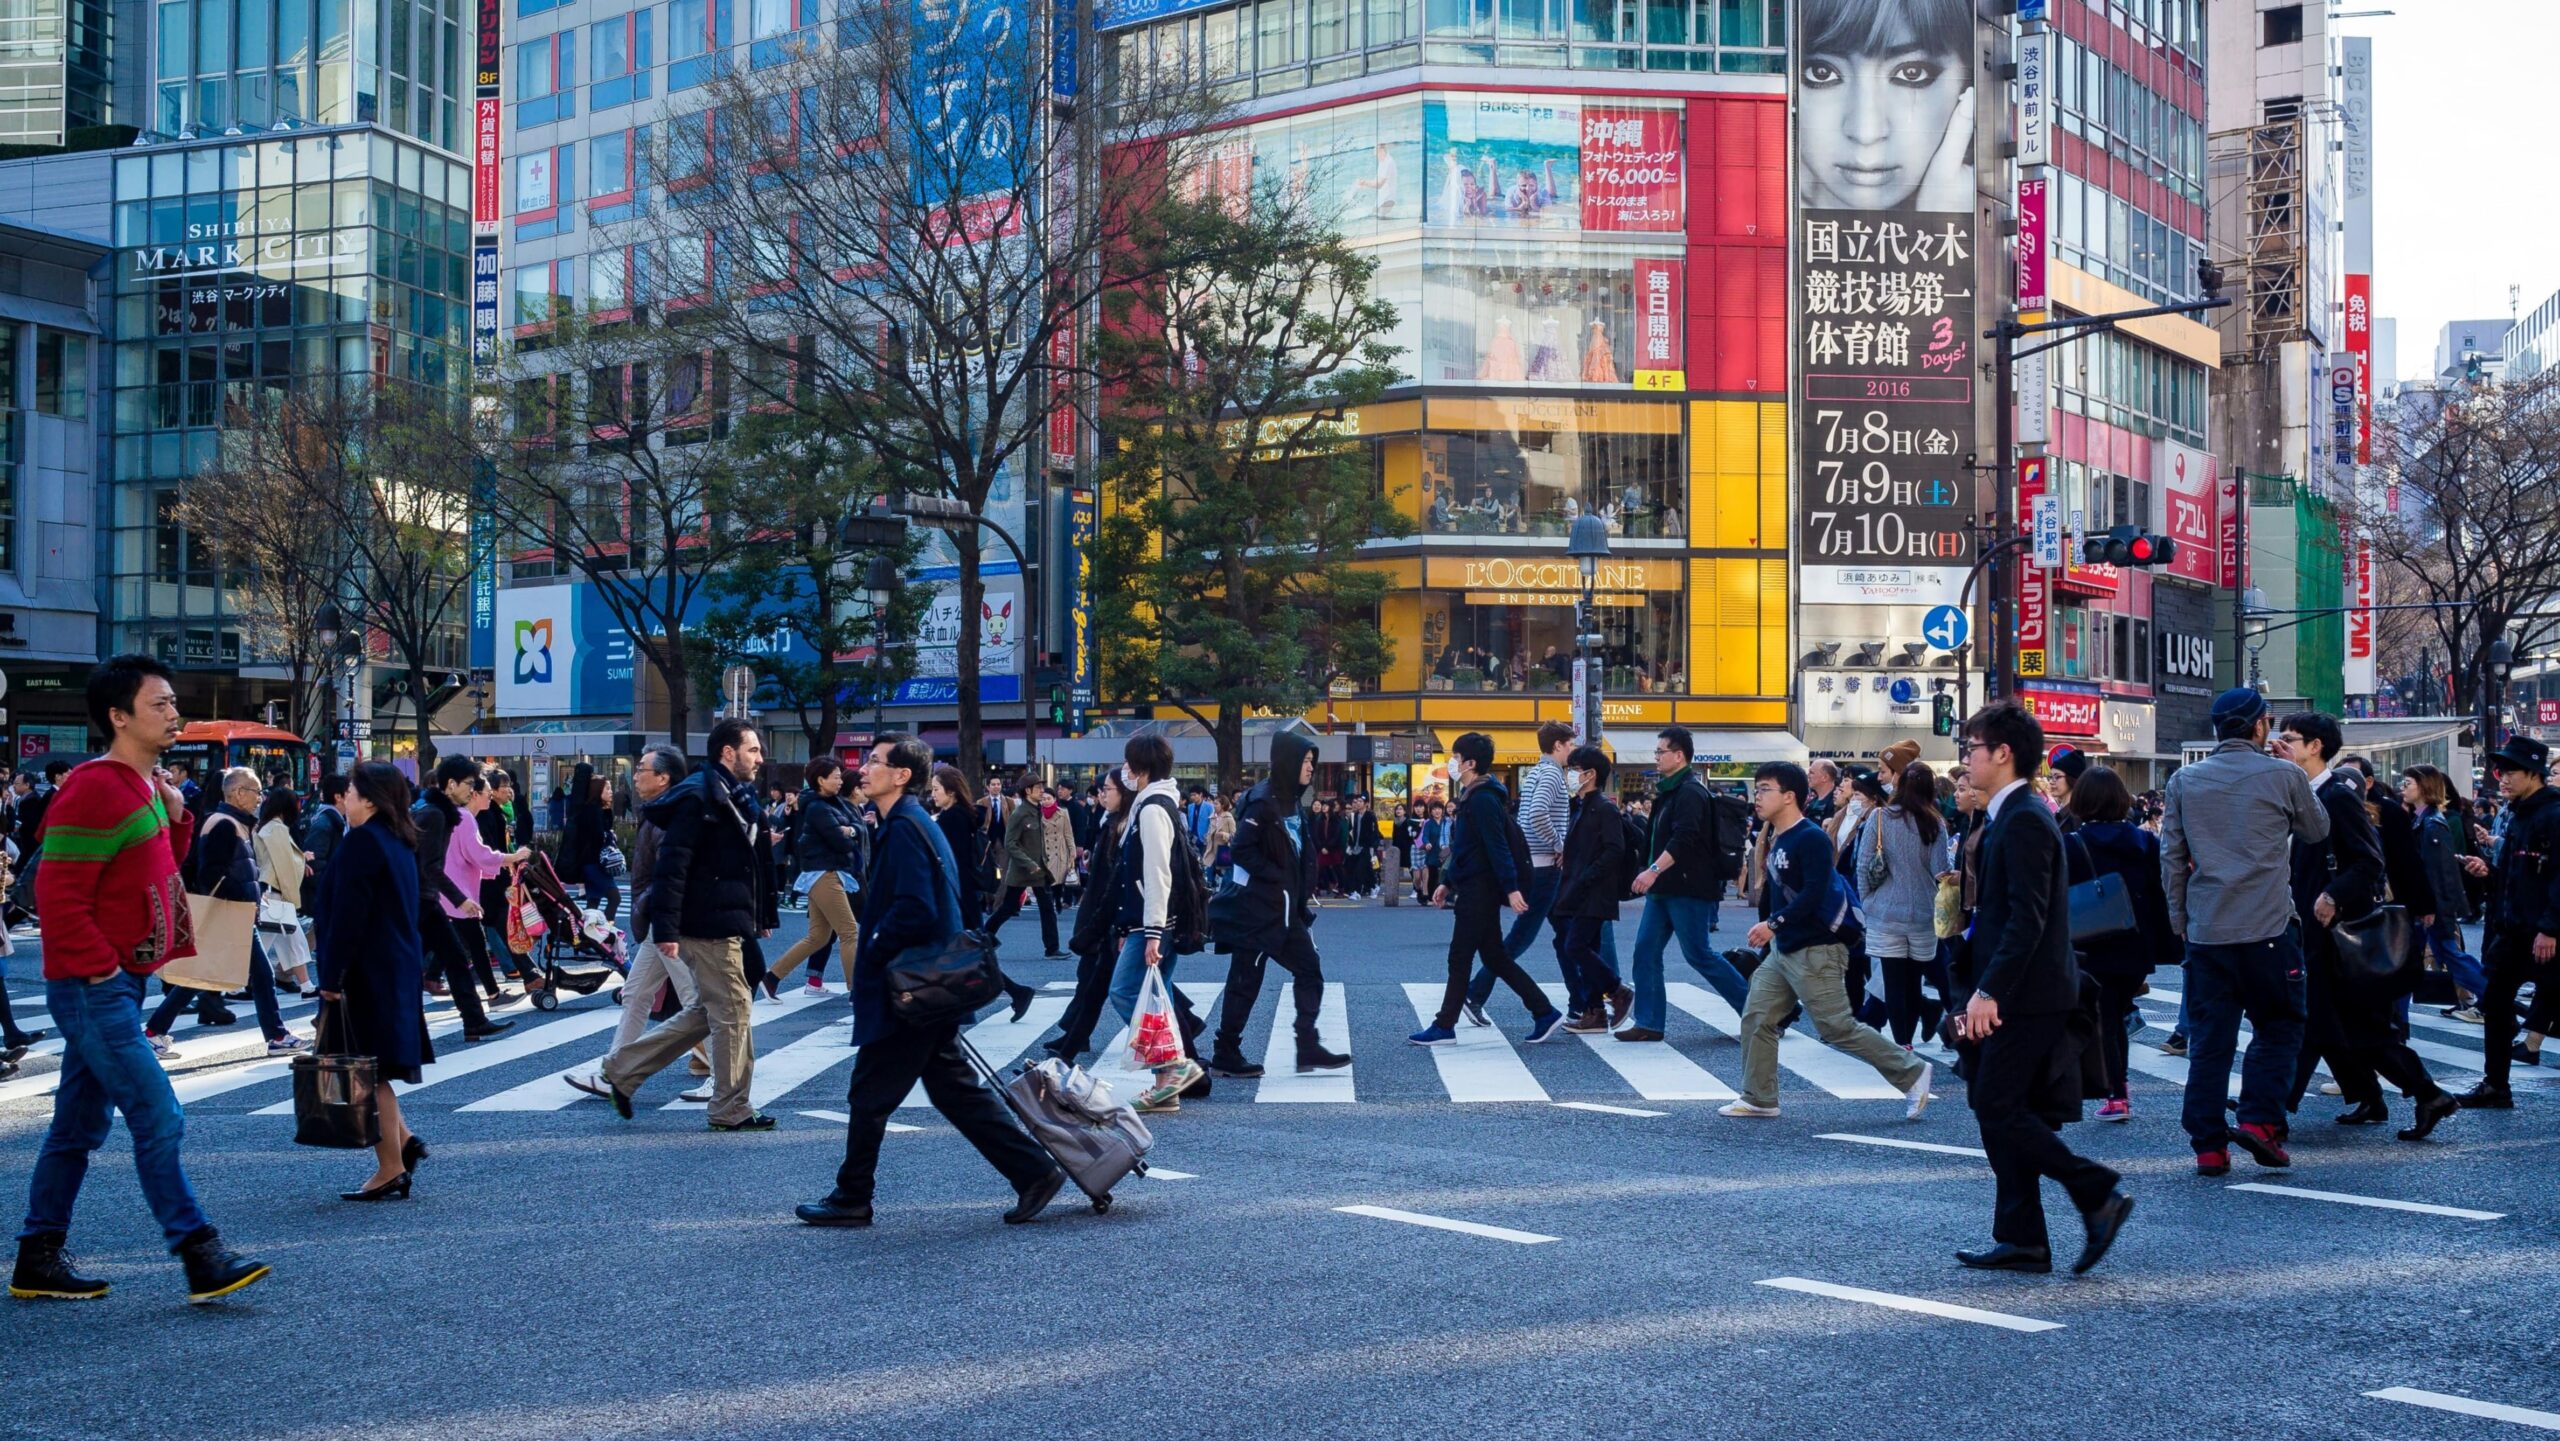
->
xmin=1737 ymin=941 xmax=1925 ymax=1110
xmin=606 ymin=940 xmax=700 ymax=1056
xmin=768 ymin=872 xmax=857 ymax=986
xmin=604 ymin=936 xmax=755 ymax=1125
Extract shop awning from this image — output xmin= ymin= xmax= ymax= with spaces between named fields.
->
xmin=1432 ymin=729 xmax=1561 ymax=765
xmin=1605 ymin=728 xmax=1807 ymax=768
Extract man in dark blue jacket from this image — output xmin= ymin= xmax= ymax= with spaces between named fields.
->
xmin=796 ymin=734 xmax=1061 ymax=1229
xmin=1723 ymin=761 xmax=1928 ymax=1121
xmin=1205 ymin=730 xmax=1351 ymax=1078
xmin=599 ymin=720 xmax=777 ymax=1131
xmin=1410 ymin=733 xmax=1559 ymax=1046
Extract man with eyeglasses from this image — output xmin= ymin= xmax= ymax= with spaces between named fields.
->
xmin=1615 ymin=726 xmax=1752 ymax=1042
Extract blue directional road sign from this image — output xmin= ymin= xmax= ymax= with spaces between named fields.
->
xmin=1922 ymin=604 xmax=1970 ymax=652
xmin=1888 ymin=677 xmax=1919 ymax=706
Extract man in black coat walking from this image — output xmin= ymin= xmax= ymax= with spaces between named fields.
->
xmin=2462 ymin=734 xmax=2560 ymax=1109
xmin=1204 ymin=731 xmax=1352 ymax=1078
xmin=1952 ymin=703 xmax=2131 ymax=1276
xmin=599 ymin=719 xmax=778 ymax=1131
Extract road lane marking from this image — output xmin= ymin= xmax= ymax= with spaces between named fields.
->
xmin=1664 ymin=983 xmax=1902 ymax=1099
xmin=2366 ymin=1388 xmax=2560 ymax=1431
xmin=1400 ymin=984 xmax=1549 ymax=1103
xmin=1541 ymin=983 xmax=1735 ymax=1100
xmin=1554 ymin=1101 xmax=1667 ymax=1117
xmin=1816 ymin=1132 xmax=1988 ymax=1159
xmin=796 ymin=1108 xmax=921 ymax=1133
xmin=2228 ymin=1182 xmax=2504 ymax=1222
xmin=1257 ymin=981 xmax=1356 ymax=1103
xmin=1756 ymin=1277 xmax=2062 ymax=1333
xmin=1334 ymin=1204 xmax=1558 ymax=1245
xmin=1145 ymin=1167 xmax=1197 ymax=1180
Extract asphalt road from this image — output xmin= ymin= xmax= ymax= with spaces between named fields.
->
xmin=4 ymin=898 xmax=2557 ymax=1441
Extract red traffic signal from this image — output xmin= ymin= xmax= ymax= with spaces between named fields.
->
xmin=2080 ymin=524 xmax=2178 ymax=568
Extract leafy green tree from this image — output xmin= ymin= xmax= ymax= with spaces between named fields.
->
xmin=690 ymin=406 xmax=931 ymax=757
xmin=1092 ymin=192 xmax=1411 ymax=791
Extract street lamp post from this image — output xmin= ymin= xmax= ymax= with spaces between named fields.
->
xmin=2484 ymin=634 xmax=2516 ymax=792
xmin=1568 ymin=514 xmax=1611 ymax=745
xmin=899 ymin=495 xmax=1041 ymax=772
xmin=2240 ymin=587 xmax=2270 ymax=693
xmin=864 ymin=554 xmax=901 ymax=737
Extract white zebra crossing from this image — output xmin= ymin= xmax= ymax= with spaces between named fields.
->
xmin=899 ymin=996 xmax=1069 ymax=1108
xmin=1662 ymin=983 xmax=1905 ymax=1099
xmin=1401 ymin=983 xmax=1548 ymax=1103
xmin=461 ymin=986 xmax=842 ymax=1111
xmin=1539 ymin=983 xmax=1735 ymax=1101
xmin=1256 ymin=982 xmax=1356 ymax=1102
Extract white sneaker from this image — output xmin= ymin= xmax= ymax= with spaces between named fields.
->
xmin=1903 ymin=1060 xmax=1934 ymax=1121
xmin=2319 ymin=1081 xmax=2344 ymax=1097
xmin=802 ymin=979 xmax=828 ymax=996
xmin=145 ymin=1031 xmax=178 ymax=1060
xmin=265 ymin=1033 xmax=309 ymax=1056
xmin=1719 ymin=1100 xmax=1781 ymax=1118
xmin=678 ymin=1087 xmax=712 ymax=1103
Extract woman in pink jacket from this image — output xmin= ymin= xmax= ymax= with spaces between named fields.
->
xmin=443 ymin=770 xmax=533 ymax=999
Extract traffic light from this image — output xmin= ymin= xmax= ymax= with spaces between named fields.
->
xmin=2080 ymin=524 xmax=2178 ymax=568
xmin=1047 ymin=685 xmax=1069 ymax=727
xmin=1931 ymin=690 xmax=1956 ymax=738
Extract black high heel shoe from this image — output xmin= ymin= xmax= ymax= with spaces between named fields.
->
xmin=1007 ymin=982 xmax=1036 ymax=1023
xmin=402 ymin=1135 xmax=427 ymax=1170
xmin=341 ymin=1171 xmax=413 ymax=1202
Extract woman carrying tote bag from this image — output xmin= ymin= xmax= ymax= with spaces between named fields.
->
xmin=2064 ymin=766 xmax=2179 ymax=1122
xmin=312 ymin=763 xmax=430 ymax=1203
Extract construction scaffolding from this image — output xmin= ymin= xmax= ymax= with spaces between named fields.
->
xmin=2234 ymin=116 xmax=2305 ymax=362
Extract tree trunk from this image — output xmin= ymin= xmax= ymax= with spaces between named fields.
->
xmin=665 ymin=646 xmax=692 ymax=756
xmin=956 ymin=542 xmax=984 ymax=786
xmin=1216 ymin=707 xmax=1244 ymax=797
xmin=817 ymin=687 xmax=840 ymax=761
xmin=410 ymin=661 xmax=436 ymax=770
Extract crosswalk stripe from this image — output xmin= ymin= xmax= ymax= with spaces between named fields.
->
xmin=251 ymin=1003 xmax=631 ymax=1114
xmin=796 ymin=1107 xmax=923 ymax=1134
xmin=2132 ymin=999 xmax=2481 ymax=1089
xmin=1539 ymin=983 xmax=1734 ymax=1100
xmin=667 ymin=1014 xmax=862 ymax=1111
xmin=1662 ymin=983 xmax=1903 ymax=1099
xmin=172 ymin=999 xmax=480 ymax=1104
xmin=1256 ymin=981 xmax=1356 ymax=1103
xmin=1400 ymin=983 xmax=1547 ymax=1103
xmin=898 ymin=996 xmax=1070 ymax=1108
xmin=466 ymin=986 xmax=841 ymax=1112
xmin=2365 ymin=1387 xmax=2560 ymax=1432
xmin=0 ymin=993 xmax=343 ymax=1106
xmin=1756 ymin=1276 xmax=2063 ymax=1333
xmin=2141 ymin=987 xmax=2491 ymax=1075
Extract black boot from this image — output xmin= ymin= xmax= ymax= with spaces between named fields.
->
xmin=1296 ymin=1035 xmax=1351 ymax=1073
xmin=1204 ymin=1043 xmax=1263 ymax=1079
xmin=175 ymin=1226 xmax=271 ymax=1304
xmin=9 ymin=1232 xmax=109 ymax=1301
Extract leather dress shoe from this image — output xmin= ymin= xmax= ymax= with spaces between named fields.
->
xmin=2073 ymin=1192 xmax=2134 ymax=1275
xmin=2399 ymin=1092 xmax=2460 ymax=1142
xmin=795 ymin=1194 xmax=874 ymax=1228
xmin=2456 ymin=1083 xmax=2515 ymax=1110
xmin=1955 ymin=1243 xmax=2052 ymax=1274
xmin=2334 ymin=1099 xmax=2388 ymax=1126
xmin=1003 ymin=1169 xmax=1066 ymax=1224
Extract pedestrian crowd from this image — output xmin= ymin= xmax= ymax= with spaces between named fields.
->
xmin=5 ymin=650 xmax=2548 ymax=1302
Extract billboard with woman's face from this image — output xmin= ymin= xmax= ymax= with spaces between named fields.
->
xmin=1792 ymin=0 xmax=1982 ymax=607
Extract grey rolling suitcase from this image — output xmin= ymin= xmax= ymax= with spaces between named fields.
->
xmin=960 ymin=1040 xmax=1153 ymax=1214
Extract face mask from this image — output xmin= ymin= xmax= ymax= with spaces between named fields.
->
xmin=1566 ymin=769 xmax=1587 ymax=791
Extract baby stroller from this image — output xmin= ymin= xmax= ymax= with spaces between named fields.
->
xmin=507 ymin=852 xmax=625 ymax=1012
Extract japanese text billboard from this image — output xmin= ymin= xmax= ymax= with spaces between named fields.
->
xmin=1424 ymin=95 xmax=1683 ymax=234
xmin=1793 ymin=0 xmax=1978 ymax=605
xmin=2153 ymin=436 xmax=2221 ymax=586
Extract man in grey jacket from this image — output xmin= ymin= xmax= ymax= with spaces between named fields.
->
xmin=2159 ymin=687 xmax=2328 ymax=1174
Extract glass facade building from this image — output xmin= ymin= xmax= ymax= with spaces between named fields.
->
xmin=144 ymin=0 xmax=464 ymax=151
xmin=0 ymin=0 xmax=116 ymax=146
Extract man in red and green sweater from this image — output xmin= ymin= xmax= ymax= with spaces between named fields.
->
xmin=11 ymin=655 xmax=271 ymax=1306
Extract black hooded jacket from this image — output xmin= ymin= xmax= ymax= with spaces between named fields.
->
xmin=639 ymin=762 xmax=778 ymax=942
xmin=1224 ymin=730 xmax=1320 ymax=954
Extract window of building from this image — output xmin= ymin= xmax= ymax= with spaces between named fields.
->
xmin=35 ymin=331 xmax=88 ymax=420
xmin=591 ymin=8 xmax=653 ymax=108
xmin=669 ymin=0 xmax=727 ymax=86
xmin=590 ymin=127 xmax=636 ymax=205
xmin=2261 ymin=4 xmax=2302 ymax=46
xmin=1422 ymin=589 xmax=1683 ymax=694
xmin=1417 ymin=417 xmax=1681 ymax=539
xmin=516 ymin=29 xmax=577 ymax=124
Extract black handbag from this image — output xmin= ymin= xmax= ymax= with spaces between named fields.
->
xmin=2068 ymin=872 xmax=2138 ymax=944
xmin=291 ymin=1000 xmax=380 ymax=1150
xmin=2331 ymin=903 xmax=2415 ymax=984
xmin=886 ymin=811 xmax=1004 ymax=1028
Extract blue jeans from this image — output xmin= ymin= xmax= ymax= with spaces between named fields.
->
xmin=1628 ymin=893 xmax=1745 ymax=1030
xmin=2181 ymin=928 xmax=2308 ymax=1149
xmin=1108 ymin=932 xmax=1184 ymax=1025
xmin=2425 ymin=915 xmax=2486 ymax=997
xmin=21 ymin=971 xmax=209 ymax=1247
xmin=1466 ymin=865 xmax=1559 ymax=1008
xmin=580 ymin=862 xmax=621 ymax=920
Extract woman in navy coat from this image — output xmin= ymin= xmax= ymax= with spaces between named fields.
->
xmin=314 ymin=762 xmax=428 ymax=1202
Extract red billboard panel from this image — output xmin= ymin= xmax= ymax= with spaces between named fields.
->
xmin=1580 ymin=106 xmax=1683 ymax=232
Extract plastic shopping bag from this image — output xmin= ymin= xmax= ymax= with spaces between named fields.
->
xmin=1127 ymin=962 xmax=1184 ymax=1070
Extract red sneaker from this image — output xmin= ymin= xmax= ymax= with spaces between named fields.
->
xmin=2230 ymin=1121 xmax=2291 ymax=1168
xmin=2194 ymin=1148 xmax=2230 ymax=1176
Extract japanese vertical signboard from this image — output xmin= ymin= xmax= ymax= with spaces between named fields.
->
xmin=2154 ymin=436 xmax=2221 ymax=586
xmin=1064 ymin=488 xmax=1097 ymax=730
xmin=472 ymin=243 xmax=501 ymax=366
xmin=476 ymin=0 xmax=502 ymax=88
xmin=2016 ymin=30 xmax=2051 ymax=169
xmin=2345 ymin=532 xmax=2376 ymax=696
xmin=1631 ymin=258 xmax=1684 ymax=391
xmin=1793 ymin=0 xmax=1979 ymax=605
xmin=2327 ymin=351 xmax=2359 ymax=491
xmin=473 ymin=99 xmax=503 ymax=237
xmin=2016 ymin=457 xmax=2050 ymax=677
xmin=473 ymin=0 xmax=500 ymax=373
xmin=2015 ymin=176 xmax=2048 ymax=317
xmin=1578 ymin=105 xmax=1685 ymax=232
xmin=2343 ymin=273 xmax=2372 ymax=464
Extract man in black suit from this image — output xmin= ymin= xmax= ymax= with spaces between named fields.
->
xmin=1953 ymin=702 xmax=2133 ymax=1276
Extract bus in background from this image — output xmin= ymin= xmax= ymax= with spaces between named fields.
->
xmin=166 ymin=721 xmax=314 ymax=793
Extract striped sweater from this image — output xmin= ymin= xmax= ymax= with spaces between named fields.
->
xmin=34 ymin=758 xmax=197 ymax=981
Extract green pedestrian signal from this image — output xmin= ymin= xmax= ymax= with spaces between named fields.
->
xmin=1048 ymin=685 xmax=1069 ymax=726
xmin=1932 ymin=691 xmax=1956 ymax=738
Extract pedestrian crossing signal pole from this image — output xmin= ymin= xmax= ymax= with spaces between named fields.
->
xmin=1569 ymin=513 xmax=1611 ymax=745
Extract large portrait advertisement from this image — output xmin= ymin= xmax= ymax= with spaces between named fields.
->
xmin=1792 ymin=0 xmax=1981 ymax=605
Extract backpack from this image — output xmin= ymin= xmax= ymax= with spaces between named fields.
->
xmin=1616 ymin=804 xmax=1653 ymax=901
xmin=1140 ymin=794 xmax=1210 ymax=955
xmin=1479 ymin=784 xmax=1532 ymax=894
xmin=1705 ymin=785 xmax=1750 ymax=882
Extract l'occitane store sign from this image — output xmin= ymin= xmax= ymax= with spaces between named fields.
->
xmin=1424 ymin=557 xmax=1678 ymax=594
